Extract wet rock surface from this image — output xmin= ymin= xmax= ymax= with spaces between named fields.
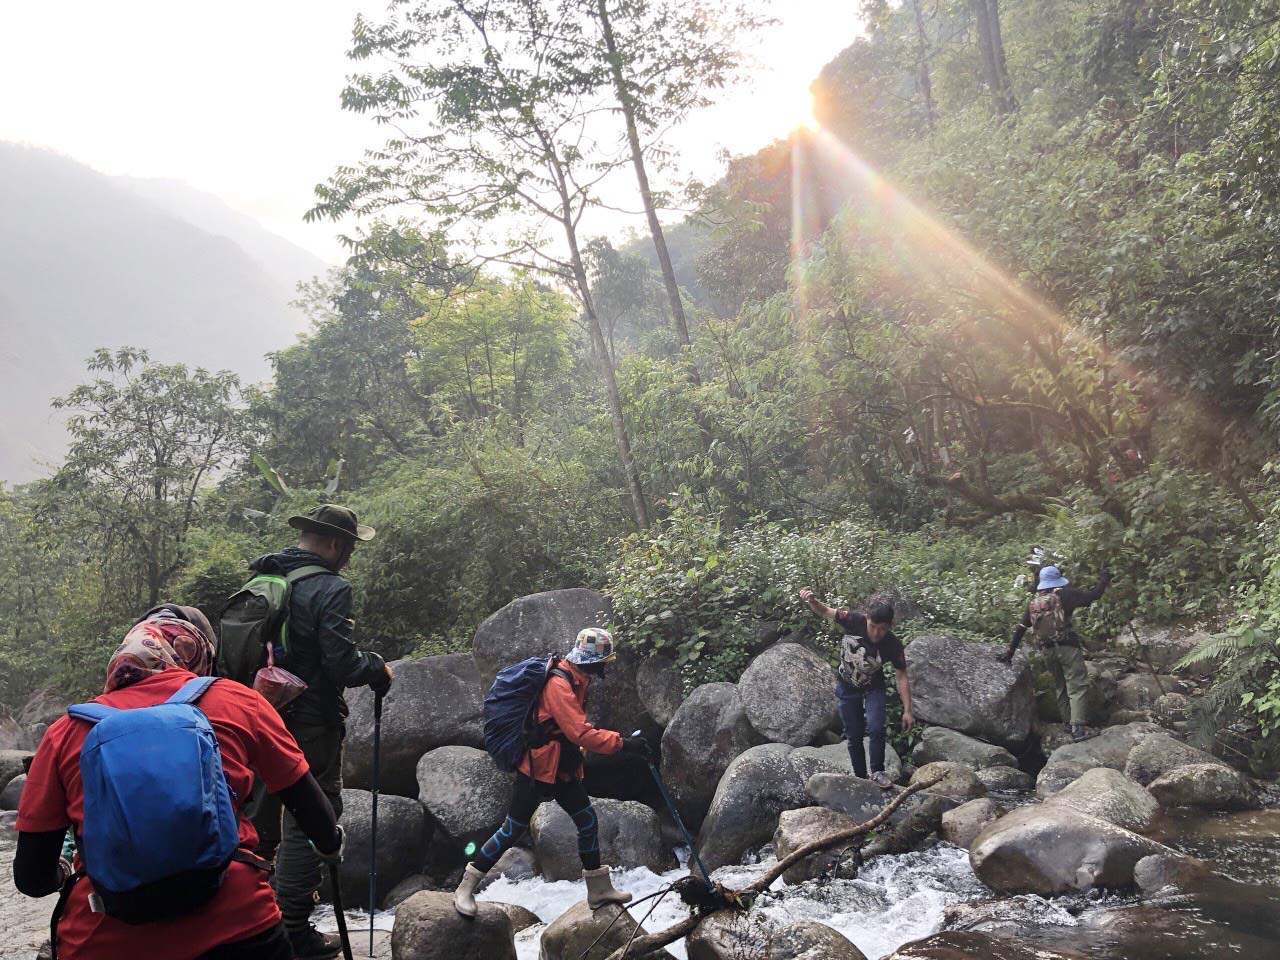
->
xmin=391 ymin=890 xmax=515 ymax=960
xmin=907 ymin=636 xmax=1035 ymax=747
xmin=1042 ymin=767 xmax=1158 ymax=832
xmin=738 ymin=643 xmax=840 ymax=747
xmin=531 ymin=798 xmax=670 ymax=880
xmin=660 ymin=682 xmax=764 ymax=829
xmin=969 ymin=805 xmax=1176 ymax=895
xmin=344 ymin=653 xmax=485 ymax=797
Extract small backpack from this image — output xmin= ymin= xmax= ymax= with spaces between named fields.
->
xmin=66 ymin=677 xmax=242 ymax=924
xmin=483 ymin=657 xmax=573 ymax=772
xmin=1029 ymin=589 xmax=1068 ymax=644
xmin=217 ymin=565 xmax=330 ymax=687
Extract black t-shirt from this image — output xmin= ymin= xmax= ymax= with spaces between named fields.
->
xmin=834 ymin=610 xmax=907 ymax=690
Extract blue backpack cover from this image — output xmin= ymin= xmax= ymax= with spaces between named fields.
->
xmin=483 ymin=656 xmax=572 ymax=772
xmin=66 ymin=675 xmax=241 ymax=924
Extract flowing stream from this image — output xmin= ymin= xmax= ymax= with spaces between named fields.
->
xmin=5 ymin=808 xmax=1279 ymax=959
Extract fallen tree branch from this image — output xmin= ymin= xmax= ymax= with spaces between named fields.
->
xmin=918 ymin=472 xmax=1048 ymax=516
xmin=602 ymin=777 xmax=942 ymax=960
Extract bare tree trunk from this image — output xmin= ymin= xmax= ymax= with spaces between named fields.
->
xmin=910 ymin=0 xmax=937 ymax=129
xmin=567 ymin=222 xmax=651 ymax=529
xmin=595 ymin=0 xmax=697 ymax=361
xmin=970 ymin=0 xmax=1016 ymax=113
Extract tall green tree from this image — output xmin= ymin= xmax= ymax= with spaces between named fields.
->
xmin=49 ymin=348 xmax=249 ymax=609
xmin=313 ymin=0 xmax=652 ymax=527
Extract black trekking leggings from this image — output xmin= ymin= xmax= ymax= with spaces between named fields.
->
xmin=472 ymin=774 xmax=600 ymax=873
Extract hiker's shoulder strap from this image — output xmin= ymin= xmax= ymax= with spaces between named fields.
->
xmin=284 ymin=564 xmax=334 ymax=586
xmin=165 ymin=676 xmax=219 ymax=706
xmin=67 ymin=702 xmax=116 ymax=726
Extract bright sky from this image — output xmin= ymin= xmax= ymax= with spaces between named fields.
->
xmin=0 ymin=0 xmax=862 ymax=263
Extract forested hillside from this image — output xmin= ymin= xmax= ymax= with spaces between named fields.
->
xmin=0 ymin=143 xmax=323 ymax=482
xmin=3 ymin=0 xmax=1279 ymax=771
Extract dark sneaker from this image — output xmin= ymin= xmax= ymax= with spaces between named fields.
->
xmin=870 ymin=771 xmax=894 ymax=789
xmin=1070 ymin=723 xmax=1092 ymax=742
xmin=287 ymin=924 xmax=342 ymax=960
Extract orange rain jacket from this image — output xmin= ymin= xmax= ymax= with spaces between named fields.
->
xmin=517 ymin=660 xmax=623 ymax=783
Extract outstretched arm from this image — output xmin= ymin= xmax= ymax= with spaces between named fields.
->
xmin=799 ymin=588 xmax=839 ymax=621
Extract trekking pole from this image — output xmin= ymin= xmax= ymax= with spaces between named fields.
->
xmin=328 ymin=862 xmax=355 ymax=960
xmin=368 ymin=691 xmax=384 ymax=958
xmin=633 ymin=731 xmax=715 ymax=892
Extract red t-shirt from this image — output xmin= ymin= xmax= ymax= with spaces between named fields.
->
xmin=17 ymin=670 xmax=311 ymax=960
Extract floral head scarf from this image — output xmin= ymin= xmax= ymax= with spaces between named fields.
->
xmin=104 ymin=605 xmax=217 ymax=693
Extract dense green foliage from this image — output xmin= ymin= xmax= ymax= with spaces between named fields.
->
xmin=2 ymin=1 xmax=1279 ymax=766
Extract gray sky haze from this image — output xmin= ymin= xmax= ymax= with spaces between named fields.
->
xmin=1 ymin=0 xmax=862 ymax=262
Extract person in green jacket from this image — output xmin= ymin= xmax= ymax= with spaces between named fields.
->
xmin=250 ymin=505 xmax=393 ymax=960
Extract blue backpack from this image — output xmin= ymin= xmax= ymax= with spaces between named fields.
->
xmin=66 ymin=676 xmax=242 ymax=924
xmin=483 ymin=657 xmax=573 ymax=772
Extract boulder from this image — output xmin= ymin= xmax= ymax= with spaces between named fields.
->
xmin=1115 ymin=674 xmax=1182 ymax=713
xmin=911 ymin=762 xmax=986 ymax=801
xmin=1147 ymin=763 xmax=1255 ymax=810
xmin=941 ymin=798 xmax=1003 ymax=850
xmin=0 ymin=772 xmax=25 ymax=810
xmin=531 ymin=798 xmax=669 ymax=881
xmin=383 ymin=874 xmax=434 ymax=909
xmin=696 ymin=743 xmax=808 ymax=872
xmin=790 ymin=741 xmax=903 ymax=785
xmin=969 ymin=805 xmax=1175 ymax=895
xmin=1123 ymin=732 xmax=1226 ymax=786
xmin=1117 ymin=623 xmax=1207 ymax=673
xmin=332 ymin=789 xmax=431 ymax=909
xmin=1132 ymin=853 xmax=1213 ymax=896
xmin=344 ymin=653 xmax=485 ymax=797
xmin=539 ymin=901 xmax=675 ymax=960
xmin=1035 ymin=722 xmax=1164 ymax=796
xmin=906 ymin=636 xmax=1035 ymax=747
xmin=0 ymin=749 xmax=33 ymax=792
xmin=478 ymin=847 xmax=539 ymax=890
xmin=737 ymin=643 xmax=839 ymax=747
xmin=885 ymin=931 xmax=1084 ymax=960
xmin=415 ymin=746 xmax=513 ymax=852
xmin=390 ymin=891 xmax=514 ymax=960
xmin=687 ymin=912 xmax=867 ymax=960
xmin=805 ymin=772 xmax=952 ymax=858
xmin=1043 ymin=767 xmax=1158 ymax=832
xmin=911 ymin=727 xmax=1016 ymax=771
xmin=660 ymin=683 xmax=764 ymax=829
xmin=772 ymin=806 xmax=864 ymax=883
xmin=490 ymin=902 xmax=542 ymax=935
xmin=975 ymin=766 xmax=1032 ymax=793
xmin=472 ymin=589 xmax=657 ymax=742
xmin=1153 ymin=693 xmax=1191 ymax=725
xmin=635 ymin=655 xmax=685 ymax=727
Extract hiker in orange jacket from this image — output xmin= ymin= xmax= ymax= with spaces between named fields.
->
xmin=453 ymin=628 xmax=652 ymax=916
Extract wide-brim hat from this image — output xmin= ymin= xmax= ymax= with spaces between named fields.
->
xmin=1038 ymin=565 xmax=1070 ymax=590
xmin=566 ymin=627 xmax=617 ymax=666
xmin=288 ymin=503 xmax=376 ymax=542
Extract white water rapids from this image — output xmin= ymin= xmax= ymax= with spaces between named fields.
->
xmin=478 ymin=844 xmax=994 ymax=960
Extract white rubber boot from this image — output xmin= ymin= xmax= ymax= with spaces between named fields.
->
xmin=453 ymin=863 xmax=486 ymax=917
xmin=584 ymin=866 xmax=633 ymax=909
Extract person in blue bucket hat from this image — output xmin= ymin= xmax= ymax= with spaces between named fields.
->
xmin=1003 ymin=563 xmax=1111 ymax=742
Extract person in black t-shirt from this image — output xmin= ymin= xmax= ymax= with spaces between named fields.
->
xmin=800 ymin=589 xmax=913 ymax=789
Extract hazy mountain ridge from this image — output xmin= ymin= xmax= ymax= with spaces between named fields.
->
xmin=0 ymin=143 xmax=328 ymax=483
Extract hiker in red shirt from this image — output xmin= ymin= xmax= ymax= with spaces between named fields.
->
xmin=12 ymin=604 xmax=344 ymax=960
xmin=453 ymin=628 xmax=653 ymax=917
